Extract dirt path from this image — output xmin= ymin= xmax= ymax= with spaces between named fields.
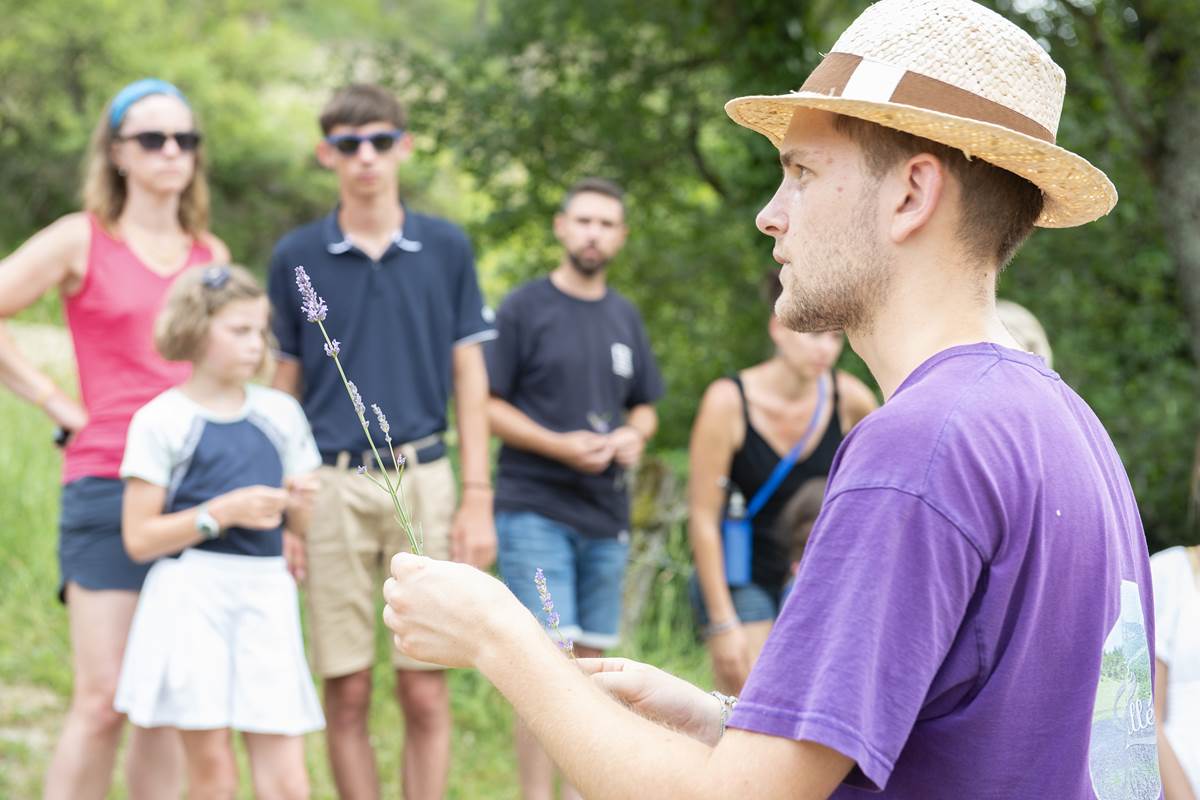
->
xmin=0 ymin=681 xmax=63 ymax=795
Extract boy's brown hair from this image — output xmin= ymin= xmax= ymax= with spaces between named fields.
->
xmin=319 ymin=84 xmax=407 ymax=135
xmin=778 ymin=477 xmax=829 ymax=564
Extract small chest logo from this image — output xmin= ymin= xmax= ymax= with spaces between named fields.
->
xmin=611 ymin=343 xmax=634 ymax=379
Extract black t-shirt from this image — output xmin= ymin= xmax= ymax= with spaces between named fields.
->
xmin=485 ymin=278 xmax=664 ymax=537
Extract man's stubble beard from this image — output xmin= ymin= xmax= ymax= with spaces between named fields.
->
xmin=775 ymin=186 xmax=893 ymax=337
xmin=567 ymin=249 xmax=610 ymax=276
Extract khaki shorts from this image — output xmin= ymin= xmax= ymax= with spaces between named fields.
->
xmin=305 ymin=447 xmax=455 ymax=676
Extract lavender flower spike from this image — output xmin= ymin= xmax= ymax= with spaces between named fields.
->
xmin=371 ymin=403 xmax=392 ymax=442
xmin=346 ymin=380 xmax=367 ymax=424
xmin=324 ymin=339 xmax=340 ymax=358
xmin=294 ymin=265 xmax=328 ymax=323
xmin=534 ymin=568 xmax=574 ymax=656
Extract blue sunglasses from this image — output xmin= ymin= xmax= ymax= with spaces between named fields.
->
xmin=325 ymin=130 xmax=405 ymax=155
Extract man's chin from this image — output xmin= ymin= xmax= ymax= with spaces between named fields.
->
xmin=569 ymin=257 xmax=608 ymax=276
xmin=778 ymin=298 xmax=845 ymax=334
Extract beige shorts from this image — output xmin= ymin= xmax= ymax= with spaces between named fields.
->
xmin=305 ymin=447 xmax=455 ymax=677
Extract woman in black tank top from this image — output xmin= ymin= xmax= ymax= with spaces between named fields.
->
xmin=687 ymin=274 xmax=877 ymax=694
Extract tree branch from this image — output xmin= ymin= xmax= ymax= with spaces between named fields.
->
xmin=1063 ymin=2 xmax=1156 ymax=162
xmin=686 ymin=107 xmax=728 ymax=200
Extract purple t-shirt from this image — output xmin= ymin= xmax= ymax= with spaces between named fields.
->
xmin=731 ymin=344 xmax=1161 ymax=800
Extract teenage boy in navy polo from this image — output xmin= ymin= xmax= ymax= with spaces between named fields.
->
xmin=484 ymin=177 xmax=663 ymax=800
xmin=267 ymin=83 xmax=496 ymax=800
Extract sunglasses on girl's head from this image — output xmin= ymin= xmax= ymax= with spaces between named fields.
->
xmin=118 ymin=131 xmax=203 ymax=152
xmin=325 ymin=130 xmax=405 ymax=155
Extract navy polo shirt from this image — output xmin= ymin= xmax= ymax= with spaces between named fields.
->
xmin=267 ymin=207 xmax=496 ymax=455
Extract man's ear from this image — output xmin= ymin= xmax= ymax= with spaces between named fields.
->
xmin=315 ymin=139 xmax=337 ymax=170
xmin=888 ymin=153 xmax=945 ymax=245
xmin=395 ymin=131 xmax=415 ymax=162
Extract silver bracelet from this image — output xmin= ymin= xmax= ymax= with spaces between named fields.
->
xmin=703 ymin=616 xmax=741 ymax=639
xmin=711 ymin=690 xmax=738 ymax=736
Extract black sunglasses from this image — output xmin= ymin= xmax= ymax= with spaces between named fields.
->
xmin=325 ymin=130 xmax=405 ymax=155
xmin=119 ymin=130 xmax=202 ymax=152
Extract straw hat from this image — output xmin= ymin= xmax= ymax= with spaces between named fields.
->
xmin=725 ymin=0 xmax=1116 ymax=228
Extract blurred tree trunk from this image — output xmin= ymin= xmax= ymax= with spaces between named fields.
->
xmin=1158 ymin=62 xmax=1200 ymax=361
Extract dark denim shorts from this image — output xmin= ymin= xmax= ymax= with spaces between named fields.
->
xmin=689 ymin=572 xmax=781 ymax=632
xmin=57 ymin=477 xmax=151 ymax=602
xmin=496 ymin=510 xmax=630 ymax=651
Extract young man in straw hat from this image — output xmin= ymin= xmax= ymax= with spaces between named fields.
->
xmin=380 ymin=1 xmax=1162 ymax=797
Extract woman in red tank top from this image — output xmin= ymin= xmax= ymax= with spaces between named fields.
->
xmin=0 ymin=79 xmax=228 ymax=799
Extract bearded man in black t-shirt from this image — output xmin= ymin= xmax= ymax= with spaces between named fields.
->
xmin=484 ymin=177 xmax=663 ymax=800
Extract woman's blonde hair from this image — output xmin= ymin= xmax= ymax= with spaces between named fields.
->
xmin=81 ymin=91 xmax=210 ymax=235
xmin=155 ymin=264 xmax=272 ymax=376
xmin=997 ymin=299 xmax=1054 ymax=368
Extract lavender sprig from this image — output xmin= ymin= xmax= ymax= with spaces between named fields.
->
xmin=534 ymin=568 xmax=574 ymax=657
xmin=295 ymin=267 xmax=328 ymax=323
xmin=293 ymin=265 xmax=419 ymax=555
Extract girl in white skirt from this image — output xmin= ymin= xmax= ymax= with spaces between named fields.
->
xmin=115 ymin=264 xmax=324 ymax=799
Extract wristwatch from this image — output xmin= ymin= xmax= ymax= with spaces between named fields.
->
xmin=195 ymin=504 xmax=221 ymax=540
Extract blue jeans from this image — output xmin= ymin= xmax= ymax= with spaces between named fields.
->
xmin=496 ymin=511 xmax=630 ymax=650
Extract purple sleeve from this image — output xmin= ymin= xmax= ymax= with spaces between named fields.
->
xmin=729 ymin=487 xmax=983 ymax=791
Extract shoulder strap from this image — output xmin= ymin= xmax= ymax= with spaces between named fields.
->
xmin=729 ymin=373 xmax=750 ymax=426
xmin=745 ymin=375 xmax=829 ymax=520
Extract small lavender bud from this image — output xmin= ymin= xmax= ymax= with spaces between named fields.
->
xmin=347 ymin=381 xmax=366 ymax=424
xmin=371 ymin=403 xmax=392 ymax=442
xmin=294 ymin=266 xmax=328 ymax=323
xmin=356 ymin=465 xmax=366 ymax=475
xmin=324 ymin=339 xmax=341 ymax=358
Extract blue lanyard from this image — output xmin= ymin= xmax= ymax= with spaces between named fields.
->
xmin=745 ymin=374 xmax=829 ymax=520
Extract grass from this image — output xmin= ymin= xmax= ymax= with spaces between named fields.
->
xmin=0 ymin=379 xmax=709 ymax=798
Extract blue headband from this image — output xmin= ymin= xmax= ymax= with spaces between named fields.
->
xmin=109 ymin=79 xmax=188 ymax=129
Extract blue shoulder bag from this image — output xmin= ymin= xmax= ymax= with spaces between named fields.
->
xmin=722 ymin=375 xmax=829 ymax=586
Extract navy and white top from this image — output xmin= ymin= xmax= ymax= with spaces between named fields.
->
xmin=120 ymin=385 xmax=321 ymax=558
xmin=267 ymin=206 xmax=497 ymax=455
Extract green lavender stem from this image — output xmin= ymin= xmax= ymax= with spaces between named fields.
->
xmin=295 ymin=265 xmax=421 ymax=555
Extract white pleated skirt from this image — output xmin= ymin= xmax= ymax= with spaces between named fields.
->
xmin=114 ymin=549 xmax=325 ymax=735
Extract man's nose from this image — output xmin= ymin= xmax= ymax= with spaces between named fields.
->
xmin=756 ymin=191 xmax=788 ymax=237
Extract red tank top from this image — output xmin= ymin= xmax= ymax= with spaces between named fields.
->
xmin=61 ymin=214 xmax=214 ymax=482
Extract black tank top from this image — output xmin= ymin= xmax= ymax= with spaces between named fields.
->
xmin=728 ymin=373 xmax=843 ymax=593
